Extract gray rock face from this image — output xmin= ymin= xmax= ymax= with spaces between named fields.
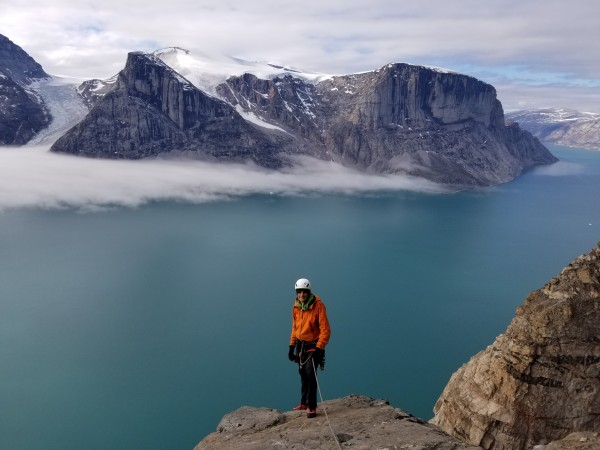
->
xmin=506 ymin=109 xmax=600 ymax=151
xmin=431 ymin=243 xmax=600 ymax=450
xmin=50 ymin=52 xmax=285 ymax=166
xmin=76 ymin=75 xmax=118 ymax=109
xmin=195 ymin=395 xmax=484 ymax=450
xmin=0 ymin=34 xmax=48 ymax=84
xmin=0 ymin=34 xmax=51 ymax=145
xmin=218 ymin=63 xmax=557 ymax=186
xmin=51 ymin=50 xmax=557 ymax=188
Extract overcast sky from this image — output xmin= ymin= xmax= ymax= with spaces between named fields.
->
xmin=2 ymin=0 xmax=599 ymax=113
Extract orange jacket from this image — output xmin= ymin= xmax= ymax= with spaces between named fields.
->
xmin=289 ymin=294 xmax=331 ymax=350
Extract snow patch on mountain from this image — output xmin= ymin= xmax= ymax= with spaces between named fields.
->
xmin=153 ymin=47 xmax=332 ymax=97
xmin=27 ymin=76 xmax=89 ymax=145
xmin=234 ymin=105 xmax=291 ymax=134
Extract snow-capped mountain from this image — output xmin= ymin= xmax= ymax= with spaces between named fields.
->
xmin=51 ymin=47 xmax=555 ymax=187
xmin=1 ymin=35 xmax=557 ymax=188
xmin=506 ymin=108 xmax=600 ymax=151
xmin=154 ymin=47 xmax=331 ymax=95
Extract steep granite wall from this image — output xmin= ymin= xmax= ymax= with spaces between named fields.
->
xmin=220 ymin=63 xmax=557 ymax=186
xmin=431 ymin=243 xmax=600 ymax=449
xmin=50 ymin=53 xmax=284 ymax=166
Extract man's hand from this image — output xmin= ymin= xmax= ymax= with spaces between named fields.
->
xmin=313 ymin=347 xmax=324 ymax=363
xmin=288 ymin=345 xmax=296 ymax=362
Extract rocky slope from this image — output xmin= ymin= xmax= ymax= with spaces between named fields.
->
xmin=506 ymin=109 xmax=600 ymax=151
xmin=194 ymin=395 xmax=484 ymax=450
xmin=0 ymin=34 xmax=51 ymax=144
xmin=49 ymin=48 xmax=557 ymax=188
xmin=431 ymin=243 xmax=600 ymax=450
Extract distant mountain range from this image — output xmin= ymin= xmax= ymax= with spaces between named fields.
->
xmin=0 ymin=33 xmax=558 ymax=189
xmin=506 ymin=108 xmax=600 ymax=151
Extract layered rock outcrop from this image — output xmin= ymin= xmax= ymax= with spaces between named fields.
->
xmin=195 ymin=395 xmax=483 ymax=449
xmin=431 ymin=243 xmax=600 ymax=449
xmin=0 ymin=34 xmax=50 ymax=144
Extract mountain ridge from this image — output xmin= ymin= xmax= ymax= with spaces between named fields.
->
xmin=48 ymin=47 xmax=557 ymax=188
xmin=506 ymin=108 xmax=600 ymax=151
xmin=0 ymin=36 xmax=557 ymax=188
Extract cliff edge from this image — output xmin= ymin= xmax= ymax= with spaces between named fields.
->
xmin=194 ymin=395 xmax=482 ymax=449
xmin=431 ymin=243 xmax=600 ymax=449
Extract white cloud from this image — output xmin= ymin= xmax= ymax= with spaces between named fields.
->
xmin=496 ymin=83 xmax=600 ymax=115
xmin=0 ymin=146 xmax=445 ymax=213
xmin=2 ymin=0 xmax=599 ymax=113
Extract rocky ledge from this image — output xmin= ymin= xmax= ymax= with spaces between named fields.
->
xmin=194 ymin=395 xmax=483 ymax=449
xmin=533 ymin=432 xmax=600 ymax=450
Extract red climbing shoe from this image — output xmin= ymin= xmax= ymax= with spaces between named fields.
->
xmin=293 ymin=404 xmax=307 ymax=411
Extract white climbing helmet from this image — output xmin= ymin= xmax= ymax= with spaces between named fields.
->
xmin=294 ymin=278 xmax=311 ymax=291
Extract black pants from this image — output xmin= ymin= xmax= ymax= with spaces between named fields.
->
xmin=298 ymin=355 xmax=318 ymax=409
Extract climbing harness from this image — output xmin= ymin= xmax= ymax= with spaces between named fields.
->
xmin=296 ymin=340 xmax=325 ymax=370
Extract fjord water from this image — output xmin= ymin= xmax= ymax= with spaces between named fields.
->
xmin=1 ymin=145 xmax=599 ymax=450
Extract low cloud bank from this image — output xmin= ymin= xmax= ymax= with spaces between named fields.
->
xmin=529 ymin=160 xmax=584 ymax=176
xmin=0 ymin=146 xmax=446 ymax=212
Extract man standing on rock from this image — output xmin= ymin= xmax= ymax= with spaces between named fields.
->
xmin=288 ymin=278 xmax=331 ymax=418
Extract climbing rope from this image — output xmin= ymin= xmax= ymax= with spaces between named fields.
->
xmin=312 ymin=358 xmax=343 ymax=450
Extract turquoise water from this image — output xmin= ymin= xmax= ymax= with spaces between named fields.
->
xmin=1 ymin=145 xmax=599 ymax=450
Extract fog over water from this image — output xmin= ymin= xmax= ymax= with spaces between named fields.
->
xmin=1 ymin=142 xmax=589 ymax=213
xmin=0 ymin=145 xmax=447 ymax=212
